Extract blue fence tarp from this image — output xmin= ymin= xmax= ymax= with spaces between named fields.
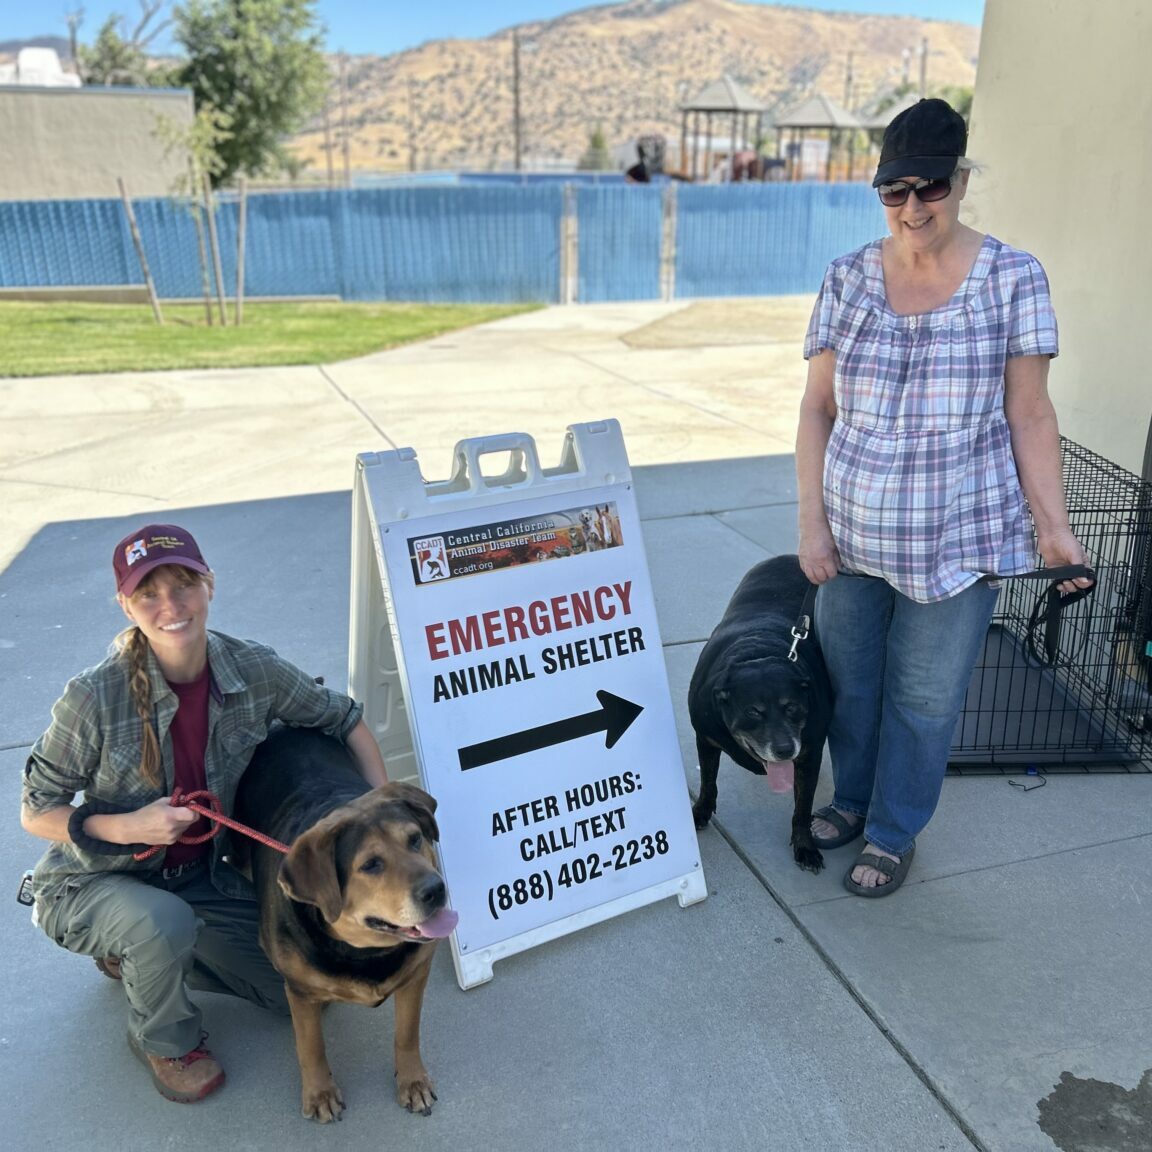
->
xmin=576 ymin=185 xmax=664 ymax=302
xmin=237 ymin=191 xmax=339 ymax=298
xmin=0 ymin=198 xmax=134 ymax=287
xmin=0 ymin=183 xmax=885 ymax=303
xmin=674 ymin=183 xmax=882 ymax=298
xmin=336 ymin=186 xmax=562 ymax=303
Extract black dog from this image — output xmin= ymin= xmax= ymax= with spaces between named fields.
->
xmin=688 ymin=555 xmax=831 ymax=872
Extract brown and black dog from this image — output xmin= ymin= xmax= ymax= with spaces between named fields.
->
xmin=235 ymin=726 xmax=457 ymax=1123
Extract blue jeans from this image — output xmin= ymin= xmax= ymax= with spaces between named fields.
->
xmin=815 ymin=574 xmax=999 ymax=856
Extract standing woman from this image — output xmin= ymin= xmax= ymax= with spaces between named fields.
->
xmin=796 ymin=100 xmax=1092 ymax=896
xmin=20 ymin=524 xmax=389 ymax=1101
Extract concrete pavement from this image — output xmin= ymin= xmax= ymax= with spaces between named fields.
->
xmin=2 ymin=298 xmax=1150 ymax=1152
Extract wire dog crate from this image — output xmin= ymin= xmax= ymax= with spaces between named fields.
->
xmin=949 ymin=438 xmax=1152 ymax=772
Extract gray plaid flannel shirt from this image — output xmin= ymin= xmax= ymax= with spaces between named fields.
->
xmin=22 ymin=630 xmax=363 ymax=903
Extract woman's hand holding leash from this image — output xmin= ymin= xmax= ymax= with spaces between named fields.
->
xmin=798 ymin=522 xmax=841 ymax=586
xmin=125 ymin=798 xmax=200 ymax=846
xmin=1035 ymin=528 xmax=1095 ymax=595
xmin=68 ymin=796 xmax=199 ymax=857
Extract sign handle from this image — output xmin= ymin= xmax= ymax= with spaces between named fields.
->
xmin=436 ymin=433 xmax=544 ymax=496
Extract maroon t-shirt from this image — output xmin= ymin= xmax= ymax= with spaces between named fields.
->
xmin=163 ymin=666 xmax=212 ymax=868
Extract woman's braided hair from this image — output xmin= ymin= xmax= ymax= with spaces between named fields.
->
xmin=114 ymin=565 xmax=213 ymax=787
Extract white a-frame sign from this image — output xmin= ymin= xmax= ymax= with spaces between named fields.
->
xmin=349 ymin=421 xmax=706 ymax=989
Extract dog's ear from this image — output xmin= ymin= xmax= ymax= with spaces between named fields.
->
xmin=277 ymin=813 xmax=347 ymax=924
xmin=383 ymin=781 xmax=441 ymax=844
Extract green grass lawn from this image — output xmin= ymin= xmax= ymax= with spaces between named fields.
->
xmin=0 ymin=300 xmax=541 ymax=377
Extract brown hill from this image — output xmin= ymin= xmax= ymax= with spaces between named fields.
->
xmin=0 ymin=36 xmax=71 ymax=57
xmin=292 ymin=0 xmax=979 ymax=175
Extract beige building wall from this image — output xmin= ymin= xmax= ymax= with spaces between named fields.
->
xmin=963 ymin=0 xmax=1152 ymax=477
xmin=0 ymin=86 xmax=194 ymax=202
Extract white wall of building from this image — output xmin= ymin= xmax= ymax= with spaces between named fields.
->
xmin=0 ymin=86 xmax=194 ymax=202
xmin=964 ymin=0 xmax=1152 ymax=476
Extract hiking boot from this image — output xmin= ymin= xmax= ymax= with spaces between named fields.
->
xmin=94 ymin=956 xmax=122 ymax=981
xmin=128 ymin=1031 xmax=225 ymax=1102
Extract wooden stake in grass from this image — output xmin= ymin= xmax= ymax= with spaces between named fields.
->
xmin=202 ymin=173 xmax=228 ymax=327
xmin=235 ymin=176 xmax=247 ymax=327
xmin=117 ymin=178 xmax=164 ymax=326
xmin=189 ymin=163 xmax=214 ymax=327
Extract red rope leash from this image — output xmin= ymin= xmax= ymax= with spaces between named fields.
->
xmin=133 ymin=789 xmax=290 ymax=861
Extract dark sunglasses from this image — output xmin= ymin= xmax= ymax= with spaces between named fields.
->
xmin=876 ymin=174 xmax=956 ymax=208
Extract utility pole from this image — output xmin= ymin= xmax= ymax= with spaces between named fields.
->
xmin=65 ymin=9 xmax=83 ymax=79
xmin=843 ymin=50 xmax=856 ymax=180
xmin=512 ymin=30 xmax=523 ymax=171
xmin=322 ymin=83 xmax=335 ymax=187
xmin=678 ymin=80 xmax=689 ymax=180
xmin=339 ymin=51 xmax=351 ymax=188
xmin=919 ymin=37 xmax=929 ymax=98
xmin=406 ymin=77 xmax=419 ymax=173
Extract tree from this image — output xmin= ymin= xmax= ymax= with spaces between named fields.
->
xmin=172 ymin=0 xmax=328 ymax=185
xmin=577 ymin=126 xmax=611 ymax=172
xmin=153 ymin=100 xmax=234 ymax=193
xmin=866 ymin=81 xmax=916 ymax=122
xmin=934 ymin=84 xmax=974 ymax=122
xmin=80 ymin=18 xmax=149 ymax=85
xmin=153 ymin=103 xmax=236 ymax=327
xmin=76 ymin=1 xmax=173 ymax=86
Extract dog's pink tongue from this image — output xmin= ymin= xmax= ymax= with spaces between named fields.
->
xmin=417 ymin=907 xmax=459 ymax=939
xmin=765 ymin=760 xmax=794 ymax=794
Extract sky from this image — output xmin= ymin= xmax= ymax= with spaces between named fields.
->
xmin=13 ymin=1 xmax=985 ymax=57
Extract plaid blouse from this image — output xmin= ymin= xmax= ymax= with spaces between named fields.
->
xmin=804 ymin=235 xmax=1058 ymax=602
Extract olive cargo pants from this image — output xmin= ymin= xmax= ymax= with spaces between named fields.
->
xmin=37 ymin=860 xmax=288 ymax=1058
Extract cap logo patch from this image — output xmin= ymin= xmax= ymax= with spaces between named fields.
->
xmin=125 ymin=534 xmax=187 ymax=567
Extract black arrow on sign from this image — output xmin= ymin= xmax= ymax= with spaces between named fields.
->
xmin=458 ymin=690 xmax=643 ymax=771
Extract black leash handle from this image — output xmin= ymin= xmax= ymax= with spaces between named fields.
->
xmin=984 ymin=564 xmax=1095 ymax=588
xmin=986 ymin=565 xmax=1097 ymax=667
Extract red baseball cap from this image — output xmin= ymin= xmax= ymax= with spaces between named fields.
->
xmin=113 ymin=524 xmax=211 ymax=597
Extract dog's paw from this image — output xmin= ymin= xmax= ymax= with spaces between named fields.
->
xmin=691 ymin=802 xmax=713 ymax=830
xmin=397 ymin=1071 xmax=438 ymax=1116
xmin=792 ymin=844 xmax=825 ymax=874
xmin=301 ymin=1079 xmax=345 ymax=1123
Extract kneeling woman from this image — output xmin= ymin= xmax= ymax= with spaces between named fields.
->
xmin=20 ymin=524 xmax=388 ymax=1103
